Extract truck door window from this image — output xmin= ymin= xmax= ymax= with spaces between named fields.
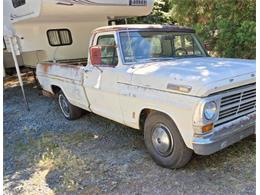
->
xmin=97 ymin=35 xmax=118 ymax=66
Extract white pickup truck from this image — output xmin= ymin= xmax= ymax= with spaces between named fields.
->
xmin=37 ymin=24 xmax=256 ymax=168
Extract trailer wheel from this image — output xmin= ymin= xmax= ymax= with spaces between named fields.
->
xmin=144 ymin=112 xmax=193 ymax=169
xmin=58 ymin=91 xmax=82 ymax=120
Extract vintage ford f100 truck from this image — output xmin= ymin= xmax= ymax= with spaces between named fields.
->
xmin=37 ymin=25 xmax=256 ymax=168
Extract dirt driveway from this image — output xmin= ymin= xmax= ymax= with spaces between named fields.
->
xmin=3 ymin=76 xmax=256 ymax=194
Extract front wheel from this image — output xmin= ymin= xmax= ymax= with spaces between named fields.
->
xmin=144 ymin=112 xmax=193 ymax=169
xmin=58 ymin=91 xmax=83 ymax=120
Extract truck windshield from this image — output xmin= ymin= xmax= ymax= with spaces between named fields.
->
xmin=119 ymin=31 xmax=207 ymax=63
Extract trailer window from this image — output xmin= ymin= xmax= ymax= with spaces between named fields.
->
xmin=47 ymin=29 xmax=72 ymax=47
xmin=12 ymin=0 xmax=26 ymax=8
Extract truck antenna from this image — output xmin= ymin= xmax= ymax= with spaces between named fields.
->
xmin=124 ymin=18 xmax=136 ymax=63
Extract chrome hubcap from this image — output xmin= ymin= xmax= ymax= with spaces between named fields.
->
xmin=152 ymin=124 xmax=174 ymax=156
xmin=59 ymin=94 xmax=70 ymax=117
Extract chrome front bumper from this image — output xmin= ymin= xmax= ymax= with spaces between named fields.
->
xmin=192 ymin=112 xmax=256 ymax=155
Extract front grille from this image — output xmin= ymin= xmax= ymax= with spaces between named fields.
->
xmin=215 ymin=83 xmax=256 ymax=127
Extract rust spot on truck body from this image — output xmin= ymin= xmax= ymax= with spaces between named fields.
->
xmin=41 ymin=62 xmax=83 ymax=74
xmin=42 ymin=63 xmax=51 ymax=74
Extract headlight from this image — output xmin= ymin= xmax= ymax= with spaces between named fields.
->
xmin=203 ymin=101 xmax=217 ymax=120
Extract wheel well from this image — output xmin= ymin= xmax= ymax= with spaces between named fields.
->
xmin=139 ymin=109 xmax=153 ymax=131
xmin=139 ymin=109 xmax=175 ymax=131
xmin=51 ymin=85 xmax=61 ymax=94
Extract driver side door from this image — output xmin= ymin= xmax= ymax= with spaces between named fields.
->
xmin=83 ymin=32 xmax=124 ymax=123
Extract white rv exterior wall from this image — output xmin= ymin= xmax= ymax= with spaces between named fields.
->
xmin=8 ymin=0 xmax=41 ymax=23
xmin=8 ymin=20 xmax=106 ymax=66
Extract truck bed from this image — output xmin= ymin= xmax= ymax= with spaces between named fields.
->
xmin=37 ymin=61 xmax=84 ymax=83
xmin=46 ymin=58 xmax=88 ymax=66
xmin=36 ymin=61 xmax=90 ymax=111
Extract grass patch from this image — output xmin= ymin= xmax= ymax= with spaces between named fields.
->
xmin=13 ymin=129 xmax=99 ymax=192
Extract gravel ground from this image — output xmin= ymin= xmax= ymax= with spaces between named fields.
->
xmin=3 ymin=75 xmax=256 ymax=195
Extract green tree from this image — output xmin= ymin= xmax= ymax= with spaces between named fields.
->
xmin=170 ymin=0 xmax=256 ymax=59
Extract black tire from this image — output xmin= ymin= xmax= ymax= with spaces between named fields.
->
xmin=144 ymin=112 xmax=193 ymax=169
xmin=58 ymin=91 xmax=83 ymax=120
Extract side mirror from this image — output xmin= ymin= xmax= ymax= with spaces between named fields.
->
xmin=90 ymin=45 xmax=118 ymax=67
xmin=90 ymin=46 xmax=102 ymax=65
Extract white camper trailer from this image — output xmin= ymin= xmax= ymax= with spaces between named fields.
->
xmin=3 ymin=0 xmax=154 ymax=72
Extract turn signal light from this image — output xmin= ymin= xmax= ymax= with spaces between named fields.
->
xmin=202 ymin=123 xmax=214 ymax=133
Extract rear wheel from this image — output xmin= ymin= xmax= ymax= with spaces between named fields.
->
xmin=58 ymin=91 xmax=83 ymax=120
xmin=144 ymin=112 xmax=193 ymax=169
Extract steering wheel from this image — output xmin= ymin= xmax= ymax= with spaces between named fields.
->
xmin=175 ymin=47 xmax=188 ymax=56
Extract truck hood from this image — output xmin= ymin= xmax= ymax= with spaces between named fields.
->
xmin=131 ymin=57 xmax=256 ymax=97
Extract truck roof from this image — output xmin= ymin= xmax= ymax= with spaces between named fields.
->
xmin=93 ymin=24 xmax=195 ymax=33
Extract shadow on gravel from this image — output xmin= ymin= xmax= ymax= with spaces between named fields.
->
xmin=3 ymin=82 xmax=256 ymax=194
